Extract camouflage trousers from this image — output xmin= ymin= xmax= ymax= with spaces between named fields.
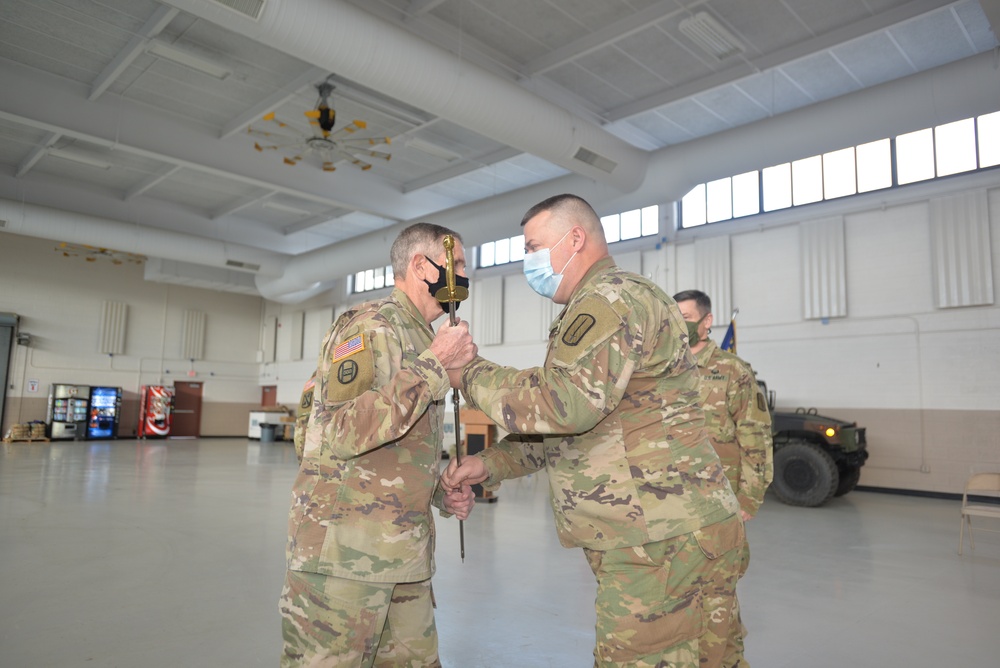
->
xmin=279 ymin=570 xmax=440 ymax=668
xmin=725 ymin=540 xmax=752 ymax=668
xmin=583 ymin=514 xmax=745 ymax=668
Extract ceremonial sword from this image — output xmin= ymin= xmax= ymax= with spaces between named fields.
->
xmin=435 ymin=235 xmax=469 ymax=562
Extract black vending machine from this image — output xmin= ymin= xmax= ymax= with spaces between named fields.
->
xmin=87 ymin=386 xmax=122 ymax=439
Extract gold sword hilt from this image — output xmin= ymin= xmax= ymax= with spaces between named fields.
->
xmin=435 ymin=235 xmax=469 ymax=325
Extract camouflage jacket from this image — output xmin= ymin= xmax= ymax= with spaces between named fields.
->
xmin=693 ymin=340 xmax=774 ymax=517
xmin=287 ymin=288 xmax=450 ymax=583
xmin=461 ymin=257 xmax=739 ymax=551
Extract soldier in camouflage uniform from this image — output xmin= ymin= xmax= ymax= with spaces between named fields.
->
xmin=280 ymin=223 xmax=478 ymax=668
xmin=441 ymin=194 xmax=744 ymax=668
xmin=674 ymin=289 xmax=774 ymax=668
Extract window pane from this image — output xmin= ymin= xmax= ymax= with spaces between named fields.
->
xmin=681 ymin=185 xmax=706 ymax=227
xmin=354 ymin=271 xmax=365 ymax=293
xmin=494 ymin=238 xmax=510 ymax=265
xmin=480 ymin=241 xmax=495 ymax=268
xmin=935 ymin=118 xmax=977 ymax=177
xmin=641 ymin=206 xmax=658 ymax=237
xmin=792 ymin=155 xmax=823 ymax=205
xmin=509 ymin=235 xmax=525 ymax=262
xmin=896 ymin=128 xmax=934 ymax=184
xmin=364 ymin=269 xmax=375 ymax=291
xmin=979 ymin=111 xmax=1000 ymax=167
xmin=762 ymin=164 xmax=791 ymax=212
xmin=732 ymin=171 xmax=759 ymax=218
xmin=823 ymin=147 xmax=856 ymax=199
xmin=601 ymin=214 xmax=621 ymax=242
xmin=386 ymin=266 xmax=394 ymax=286
xmin=706 ymin=177 xmax=733 ymax=223
xmin=373 ymin=266 xmax=385 ymax=289
xmin=856 ymin=138 xmax=891 ymax=192
xmin=620 ymin=209 xmax=641 ymax=239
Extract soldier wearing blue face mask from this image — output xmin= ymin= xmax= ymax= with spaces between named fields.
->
xmin=521 ymin=227 xmax=578 ymax=299
xmin=442 ymin=194 xmax=744 ymax=668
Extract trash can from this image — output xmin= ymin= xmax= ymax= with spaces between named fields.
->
xmin=259 ymin=423 xmax=276 ymax=443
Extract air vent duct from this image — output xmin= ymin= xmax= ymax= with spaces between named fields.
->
xmin=226 ymin=259 xmax=261 ymax=271
xmin=209 ymin=0 xmax=267 ymax=20
xmin=574 ymin=147 xmax=618 ymax=174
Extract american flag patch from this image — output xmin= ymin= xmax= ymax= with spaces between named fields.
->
xmin=332 ymin=335 xmax=365 ymax=362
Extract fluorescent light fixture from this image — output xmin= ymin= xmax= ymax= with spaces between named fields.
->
xmin=679 ymin=12 xmax=744 ymax=61
xmin=145 ymin=40 xmax=232 ymax=80
xmin=262 ymin=201 xmax=313 ymax=216
xmin=47 ymin=148 xmax=112 ymax=170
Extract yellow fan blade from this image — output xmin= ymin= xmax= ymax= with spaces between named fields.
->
xmin=304 ymin=110 xmax=321 ymax=119
xmin=322 ymin=163 xmax=336 ymax=172
xmin=283 ymin=157 xmax=297 ymax=166
xmin=353 ymin=120 xmax=367 ymax=129
xmin=263 ymin=112 xmax=276 ymax=121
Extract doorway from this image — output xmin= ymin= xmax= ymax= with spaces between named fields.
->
xmin=261 ymin=385 xmax=277 ymax=407
xmin=171 ymin=382 xmax=203 ymax=438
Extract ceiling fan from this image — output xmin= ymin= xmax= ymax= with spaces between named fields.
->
xmin=247 ymin=79 xmax=391 ymax=172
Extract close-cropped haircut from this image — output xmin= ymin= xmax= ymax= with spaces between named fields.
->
xmin=520 ymin=193 xmax=601 ymax=231
xmin=672 ymin=289 xmax=712 ymax=317
xmin=389 ymin=223 xmax=462 ymax=279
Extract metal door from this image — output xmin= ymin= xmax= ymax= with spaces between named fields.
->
xmin=171 ymin=382 xmax=202 ymax=438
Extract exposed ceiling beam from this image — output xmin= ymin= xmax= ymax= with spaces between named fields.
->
xmin=522 ymin=0 xmax=709 ymax=77
xmin=0 ymin=59 xmax=457 ymax=222
xmin=980 ymin=0 xmax=1000 ymax=35
xmin=282 ymin=213 xmax=337 ymax=235
xmin=89 ymin=5 xmax=179 ymax=101
xmin=403 ymin=146 xmax=520 ymax=193
xmin=606 ymin=0 xmax=960 ymax=122
xmin=220 ymin=66 xmax=328 ymax=138
xmin=354 ymin=0 xmax=523 ymax=81
xmin=15 ymin=132 xmax=60 ymax=178
xmin=211 ymin=191 xmax=277 ymax=219
xmin=125 ymin=165 xmax=182 ymax=200
xmin=409 ymin=0 xmax=448 ymax=16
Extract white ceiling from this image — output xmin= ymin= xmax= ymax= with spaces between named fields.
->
xmin=0 ymin=0 xmax=997 ymax=298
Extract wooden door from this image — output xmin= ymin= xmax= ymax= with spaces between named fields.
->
xmin=261 ymin=385 xmax=277 ymax=407
xmin=171 ymin=382 xmax=203 ymax=438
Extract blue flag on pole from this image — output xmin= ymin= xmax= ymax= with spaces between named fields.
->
xmin=721 ymin=313 xmax=737 ymax=353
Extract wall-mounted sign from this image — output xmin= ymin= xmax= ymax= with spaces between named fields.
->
xmin=27 ymin=379 xmax=39 ymax=393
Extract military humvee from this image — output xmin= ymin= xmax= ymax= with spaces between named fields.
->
xmin=758 ymin=380 xmax=869 ymax=507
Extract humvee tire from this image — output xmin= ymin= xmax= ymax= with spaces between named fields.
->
xmin=772 ymin=440 xmax=838 ymax=507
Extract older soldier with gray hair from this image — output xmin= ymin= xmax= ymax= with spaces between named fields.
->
xmin=442 ymin=194 xmax=744 ymax=667
xmin=280 ymin=222 xmax=477 ymax=667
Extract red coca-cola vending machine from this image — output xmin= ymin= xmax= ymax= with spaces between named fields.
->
xmin=138 ymin=385 xmax=174 ymax=439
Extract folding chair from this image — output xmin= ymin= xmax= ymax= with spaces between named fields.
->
xmin=958 ymin=472 xmax=1000 ymax=555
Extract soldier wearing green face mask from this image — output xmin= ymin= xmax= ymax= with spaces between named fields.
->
xmin=674 ymin=289 xmax=774 ymax=668
xmin=442 ymin=194 xmax=744 ymax=668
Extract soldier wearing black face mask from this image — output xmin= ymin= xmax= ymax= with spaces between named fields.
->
xmin=280 ymin=223 xmax=477 ymax=667
xmin=422 ymin=255 xmax=470 ymax=312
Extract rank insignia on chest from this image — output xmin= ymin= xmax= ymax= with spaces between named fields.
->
xmin=332 ymin=335 xmax=365 ymax=362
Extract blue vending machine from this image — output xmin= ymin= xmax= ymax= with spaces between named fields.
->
xmin=87 ymin=386 xmax=122 ymax=439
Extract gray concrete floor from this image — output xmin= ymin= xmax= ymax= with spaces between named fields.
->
xmin=1 ymin=438 xmax=998 ymax=667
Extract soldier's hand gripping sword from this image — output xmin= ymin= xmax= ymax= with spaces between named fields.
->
xmin=434 ymin=235 xmax=469 ymax=562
